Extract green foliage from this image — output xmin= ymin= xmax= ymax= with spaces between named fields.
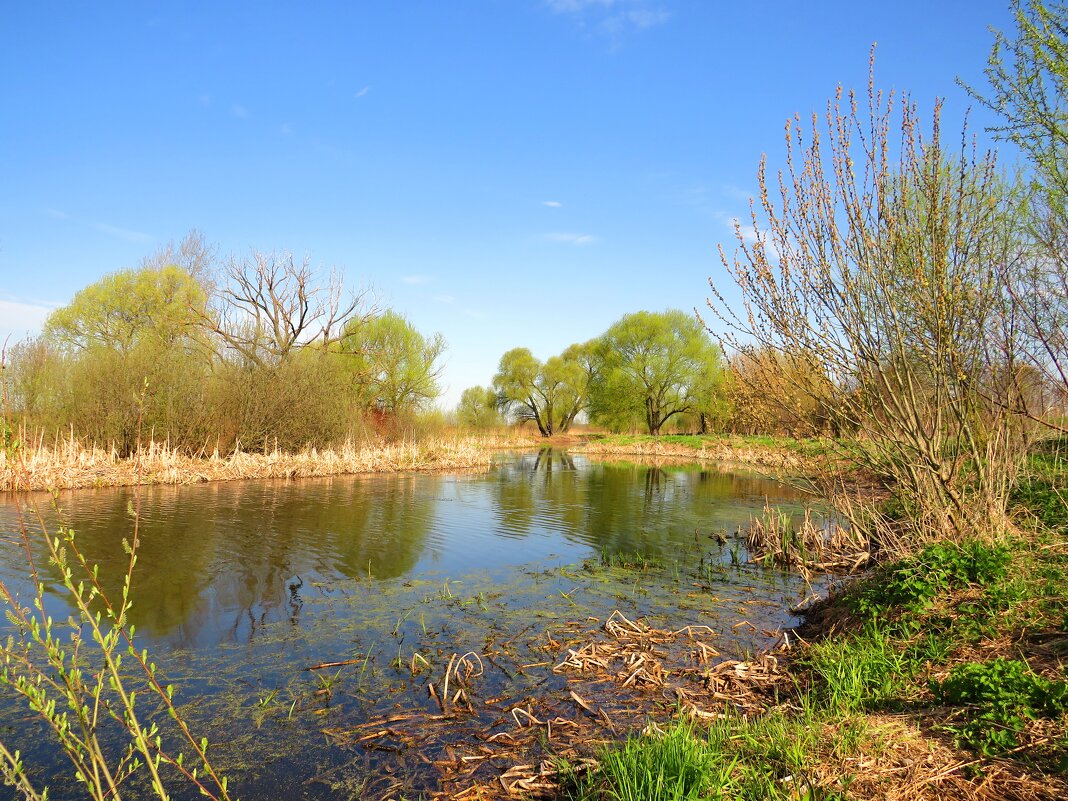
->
xmin=493 ymin=341 xmax=597 ymax=436
xmin=965 ymin=0 xmax=1068 ymax=204
xmin=341 ymin=310 xmax=446 ymax=414
xmin=932 ymin=658 xmax=1068 ymax=755
xmin=44 ymin=265 xmax=207 ymax=353
xmin=802 ymin=624 xmax=918 ymax=712
xmin=567 ymin=712 xmax=853 ymax=801
xmin=1013 ymin=475 xmax=1068 ymax=530
xmin=568 ymin=723 xmax=729 ymax=801
xmin=455 ymin=385 xmax=503 ymax=429
xmin=850 ymin=540 xmax=1011 ymax=621
xmin=589 ymin=309 xmax=724 ymax=436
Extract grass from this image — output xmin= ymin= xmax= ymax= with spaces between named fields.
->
xmin=564 ymin=709 xmax=854 ymax=801
xmin=576 ymin=433 xmax=832 ymax=469
xmin=559 ymin=449 xmax=1068 ymax=801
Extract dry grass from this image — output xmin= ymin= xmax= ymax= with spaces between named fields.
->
xmin=0 ymin=432 xmax=510 ymax=491
xmin=745 ymin=502 xmax=873 ymax=575
xmin=577 ymin=437 xmax=814 ymax=470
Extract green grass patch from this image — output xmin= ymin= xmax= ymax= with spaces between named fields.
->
xmin=564 ymin=712 xmax=854 ymax=801
xmin=848 ymin=538 xmax=1011 ymax=623
xmin=931 ymin=658 xmax=1068 ymax=755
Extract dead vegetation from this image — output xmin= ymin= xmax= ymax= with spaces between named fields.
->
xmin=577 ymin=436 xmax=816 ymax=471
xmin=744 ymin=502 xmax=873 ymax=575
xmin=0 ymin=433 xmax=511 ymax=491
xmin=313 ymin=611 xmax=787 ymax=800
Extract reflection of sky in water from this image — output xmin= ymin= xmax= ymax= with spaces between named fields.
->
xmin=0 ymin=452 xmax=820 ymax=800
xmin=0 ymin=452 xmax=812 ymax=651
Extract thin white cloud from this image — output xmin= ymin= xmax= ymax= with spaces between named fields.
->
xmin=354 ymin=86 xmax=370 ymax=98
xmin=280 ymin=123 xmax=293 ymax=136
xmin=610 ymin=8 xmax=671 ymax=30
xmin=545 ymin=232 xmax=598 ymax=246
xmin=435 ymin=294 xmax=456 ymax=304
xmin=544 ymin=0 xmax=671 ymax=37
xmin=90 ymin=222 xmax=154 ymax=243
xmin=44 ymin=208 xmax=153 ymax=243
xmin=231 ymin=103 xmax=248 ymax=118
xmin=542 ymin=200 xmax=563 ymax=208
xmin=0 ymin=298 xmax=56 ymax=340
xmin=719 ymin=183 xmax=755 ymax=202
xmin=462 ymin=308 xmax=489 ymax=319
xmin=402 ymin=274 xmax=432 ymax=285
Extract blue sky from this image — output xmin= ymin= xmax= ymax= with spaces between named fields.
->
xmin=0 ymin=1 xmax=1016 ymax=407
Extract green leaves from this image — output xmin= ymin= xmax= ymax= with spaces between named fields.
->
xmin=340 ymin=310 xmax=446 ymax=414
xmin=590 ymin=310 xmax=724 ymax=435
xmin=931 ymin=658 xmax=1068 ymax=755
xmin=492 ymin=341 xmax=598 ymax=436
xmin=44 ymin=265 xmax=207 ymax=354
xmin=850 ymin=539 xmax=1011 ymax=620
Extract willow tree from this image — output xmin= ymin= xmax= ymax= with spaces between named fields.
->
xmin=492 ymin=342 xmax=598 ymax=436
xmin=590 ymin=310 xmax=723 ymax=436
xmin=41 ymin=265 xmax=212 ymax=453
xmin=341 ymin=310 xmax=446 ymax=414
xmin=706 ymin=60 xmax=1024 ymax=545
xmin=456 ymin=385 xmax=503 ymax=429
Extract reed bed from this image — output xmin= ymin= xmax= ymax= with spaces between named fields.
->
xmin=0 ymin=432 xmax=506 ymax=491
xmin=745 ymin=502 xmax=873 ymax=575
xmin=578 ymin=437 xmax=813 ymax=470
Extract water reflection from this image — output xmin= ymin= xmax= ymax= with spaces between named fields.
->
xmin=0 ymin=452 xmax=817 ymax=800
xmin=0 ymin=452 xmax=807 ymax=650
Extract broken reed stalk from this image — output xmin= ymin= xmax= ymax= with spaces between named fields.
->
xmin=745 ymin=502 xmax=872 ymax=574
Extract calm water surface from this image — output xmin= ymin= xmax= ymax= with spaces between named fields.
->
xmin=0 ymin=451 xmax=820 ymax=799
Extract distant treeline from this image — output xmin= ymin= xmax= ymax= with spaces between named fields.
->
xmin=2 ymin=234 xmax=447 ymax=454
xmin=3 ymin=233 xmax=856 ymax=454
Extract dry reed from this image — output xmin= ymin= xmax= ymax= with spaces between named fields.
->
xmin=0 ymin=431 xmax=508 ymax=492
xmin=745 ymin=503 xmax=872 ymax=574
xmin=578 ymin=437 xmax=814 ymax=470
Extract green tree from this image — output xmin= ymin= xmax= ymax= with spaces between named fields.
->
xmin=456 ymin=385 xmax=503 ymax=429
xmin=492 ymin=341 xmax=598 ymax=436
xmin=341 ymin=311 xmax=446 ymax=414
xmin=44 ymin=265 xmax=207 ymax=353
xmin=41 ymin=266 xmax=213 ymax=453
xmin=590 ymin=310 xmax=724 ymax=436
xmin=965 ymin=1 xmax=1068 ymax=204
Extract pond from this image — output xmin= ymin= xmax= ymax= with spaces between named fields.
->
xmin=0 ymin=450 xmax=822 ymax=799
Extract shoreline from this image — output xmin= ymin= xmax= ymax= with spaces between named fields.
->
xmin=0 ymin=436 xmax=511 ymax=493
xmin=1 ymin=432 xmax=819 ymax=493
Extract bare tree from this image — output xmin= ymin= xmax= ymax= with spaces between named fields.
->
xmin=209 ymin=251 xmax=375 ymax=367
xmin=140 ymin=229 xmax=218 ymax=289
xmin=705 ymin=57 xmax=1025 ymax=547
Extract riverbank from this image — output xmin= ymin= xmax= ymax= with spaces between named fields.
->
xmin=573 ymin=433 xmax=831 ymax=472
xmin=542 ymin=469 xmax=1068 ymax=801
xmin=0 ymin=431 xmax=825 ymax=492
xmin=0 ymin=434 xmax=526 ymax=491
